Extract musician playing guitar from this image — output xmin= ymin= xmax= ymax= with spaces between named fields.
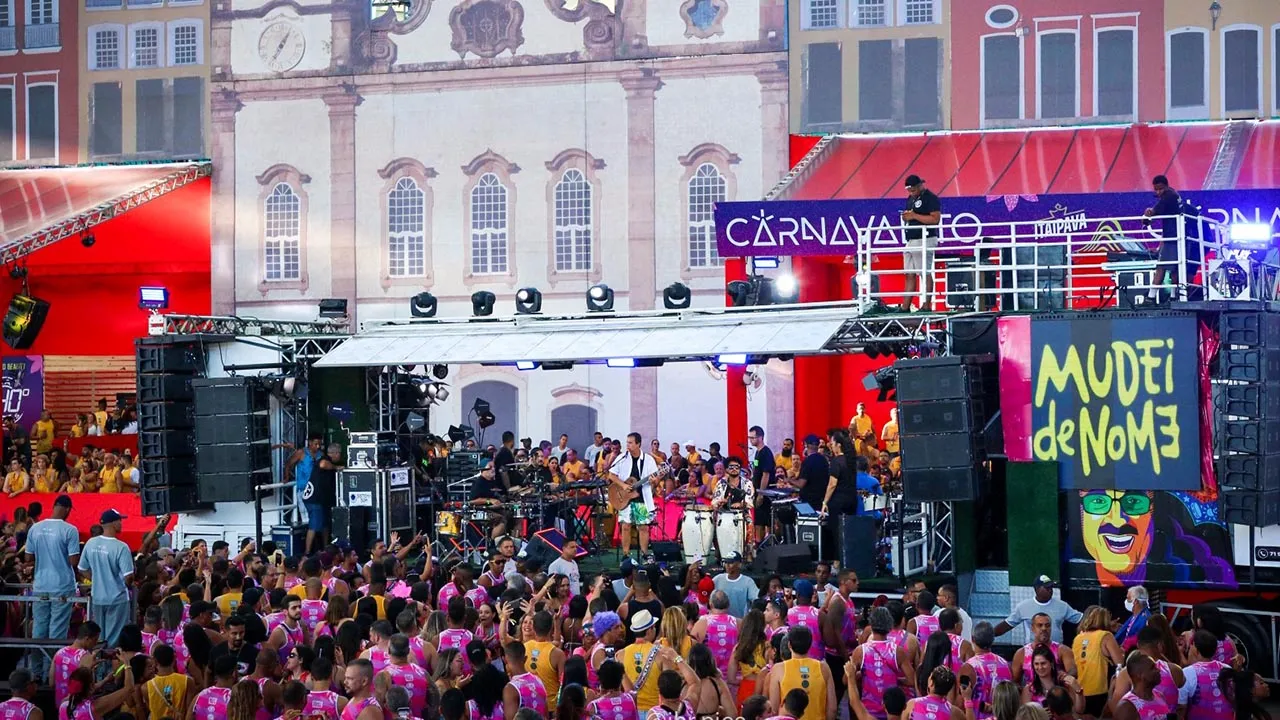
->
xmin=607 ymin=432 xmax=668 ymax=562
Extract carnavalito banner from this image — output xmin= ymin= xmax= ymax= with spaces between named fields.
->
xmin=714 ymin=189 xmax=1280 ymax=256
xmin=1 ymin=355 xmax=43 ymax=429
xmin=998 ymin=313 xmax=1200 ymax=491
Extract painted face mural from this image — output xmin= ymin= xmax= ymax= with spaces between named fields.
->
xmin=1079 ymin=490 xmax=1155 ymax=580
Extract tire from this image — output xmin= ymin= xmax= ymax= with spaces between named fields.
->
xmin=1221 ymin=610 xmax=1271 ymax=678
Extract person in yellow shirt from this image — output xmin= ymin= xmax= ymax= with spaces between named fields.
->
xmin=31 ymin=454 xmax=59 ymax=493
xmin=776 ymin=438 xmax=796 ymax=475
xmin=881 ymin=407 xmax=900 ymax=456
xmin=562 ymin=449 xmax=587 ymax=482
xmin=93 ymin=399 xmax=109 ymax=435
xmin=215 ymin=569 xmax=247 ymax=616
xmin=767 ymin=626 xmax=835 ymax=720
xmin=98 ymin=454 xmax=125 ymax=493
xmin=683 ymin=442 xmax=701 ymax=467
xmin=146 ymin=644 xmax=192 ymax=720
xmin=63 ymin=467 xmax=88 ymax=494
xmin=848 ymin=403 xmax=876 ymax=458
xmin=619 ymin=611 xmax=697 ymax=713
xmin=4 ymin=459 xmax=30 ymax=497
xmin=525 ymin=611 xmax=565 ymax=712
xmin=70 ymin=414 xmax=89 ymax=438
xmin=33 ymin=410 xmax=55 ymax=454
xmin=657 ymin=607 xmax=693 ymax=657
xmin=649 ymin=439 xmax=667 ymax=464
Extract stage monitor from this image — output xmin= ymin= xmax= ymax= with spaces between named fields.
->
xmin=2 ymin=294 xmax=49 ymax=350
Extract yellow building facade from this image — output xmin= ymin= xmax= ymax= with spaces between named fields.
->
xmin=1164 ymin=0 xmax=1279 ymax=121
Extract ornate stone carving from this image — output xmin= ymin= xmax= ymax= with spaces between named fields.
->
xmin=449 ymin=0 xmax=525 ymax=59
xmin=370 ymin=0 xmax=432 ymax=34
xmin=544 ymin=0 xmax=619 ymax=54
xmin=679 ymin=0 xmax=727 ymax=39
xmin=354 ymin=25 xmax=398 ymax=72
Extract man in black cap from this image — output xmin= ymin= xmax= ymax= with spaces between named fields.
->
xmin=794 ymin=435 xmax=830 ymax=511
xmin=77 ymin=509 xmax=134 ymax=645
xmin=900 ymin=174 xmax=942 ymax=311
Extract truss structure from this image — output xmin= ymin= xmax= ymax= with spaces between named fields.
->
xmin=154 ymin=314 xmax=349 ymax=337
xmin=928 ymin=502 xmax=955 ymax=574
xmin=3 ymin=163 xmax=213 ymax=266
xmin=825 ymin=312 xmax=959 ymax=353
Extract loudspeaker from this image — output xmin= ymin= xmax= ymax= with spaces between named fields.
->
xmin=899 ymin=400 xmax=977 ymax=434
xmin=651 ymin=542 xmax=683 ymax=562
xmin=332 ymin=506 xmax=372 ymax=550
xmin=141 ymin=485 xmax=208 ymax=515
xmin=139 ymin=402 xmax=194 ymax=431
xmin=1220 ymin=348 xmax=1280 ymax=383
xmin=903 ymin=465 xmax=981 ymax=502
xmin=198 ymin=470 xmax=263 ymax=503
xmin=1219 ymin=418 xmax=1280 ymax=454
xmin=899 ymin=431 xmax=975 ymax=469
xmin=1221 ymin=489 xmax=1280 ymax=527
xmin=837 ymin=515 xmax=877 ymax=578
xmin=2 ymin=294 xmax=49 ymax=350
xmin=139 ymin=430 xmax=196 ymax=458
xmin=1218 ymin=454 xmax=1280 ymax=492
xmin=194 ymin=414 xmax=269 ymax=445
xmin=193 ymin=378 xmax=270 ymax=416
xmin=138 ymin=374 xmax=194 ymax=403
xmin=1220 ymin=312 xmax=1280 ymax=347
xmin=195 ymin=442 xmax=271 ymax=474
xmin=136 ymin=343 xmax=202 ymax=374
xmin=140 ymin=457 xmax=196 ymax=486
xmin=755 ymin=543 xmax=812 ymax=574
xmin=949 ymin=317 xmax=999 ymax=357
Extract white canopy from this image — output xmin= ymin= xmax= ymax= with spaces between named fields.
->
xmin=313 ymin=305 xmax=864 ymax=368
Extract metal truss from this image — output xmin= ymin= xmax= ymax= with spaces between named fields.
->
xmin=825 ymin=313 xmax=954 ymax=353
xmin=929 ymin=501 xmax=955 ymax=574
xmin=764 ymin=134 xmax=837 ymax=201
xmin=3 ymin=163 xmax=213 ymax=266
xmin=369 ymin=368 xmax=396 ymax=432
xmin=292 ymin=336 xmax=349 ymax=361
xmin=155 ymin=314 xmax=349 ymax=337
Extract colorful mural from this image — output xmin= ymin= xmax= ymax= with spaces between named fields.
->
xmin=1067 ymin=489 xmax=1236 ymax=588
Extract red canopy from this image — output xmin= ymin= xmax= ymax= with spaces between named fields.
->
xmin=782 ymin=122 xmax=1280 ymax=200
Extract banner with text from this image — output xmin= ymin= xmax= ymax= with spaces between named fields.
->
xmin=714 ymin=189 xmax=1280 ymax=256
xmin=1000 ymin=314 xmax=1200 ymax=490
xmin=1 ymin=355 xmax=43 ymax=430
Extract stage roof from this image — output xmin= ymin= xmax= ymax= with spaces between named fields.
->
xmin=0 ymin=162 xmax=212 ymax=265
xmin=777 ymin=121 xmax=1279 ymax=201
xmin=314 ymin=306 xmax=874 ymax=368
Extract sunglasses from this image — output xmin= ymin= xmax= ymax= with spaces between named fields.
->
xmin=727 ymin=464 xmax=741 ymax=470
xmin=1081 ymin=492 xmax=1152 ymax=516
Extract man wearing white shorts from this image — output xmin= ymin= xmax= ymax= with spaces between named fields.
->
xmin=608 ymin=432 xmax=662 ymax=563
xmin=900 ymin=173 xmax=942 ymax=311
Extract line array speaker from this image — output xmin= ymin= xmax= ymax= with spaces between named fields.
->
xmin=135 ymin=338 xmax=209 ymax=515
xmin=895 ymin=355 xmax=996 ymax=503
xmin=1215 ymin=312 xmax=1280 ymax=526
xmin=193 ymin=377 xmax=272 ymax=504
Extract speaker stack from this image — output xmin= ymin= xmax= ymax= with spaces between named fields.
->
xmin=895 ymin=354 xmax=997 ymax=502
xmin=136 ymin=339 xmax=209 ymax=515
xmin=1216 ymin=313 xmax=1280 ymax=526
xmin=192 ymin=377 xmax=271 ymax=503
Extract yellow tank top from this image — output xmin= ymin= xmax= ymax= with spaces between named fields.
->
xmin=660 ymin=635 xmax=693 ymax=658
xmin=34 ymin=470 xmax=57 ymax=493
xmin=4 ymin=472 xmax=26 ymax=494
xmin=525 ymin=640 xmax=561 ymax=711
xmin=739 ymin=646 xmax=767 ymax=678
xmin=352 ymin=594 xmax=387 ymax=620
xmin=147 ymin=672 xmax=189 ymax=720
xmin=621 ymin=642 xmax=661 ymax=711
xmin=1072 ymin=630 xmax=1112 ymax=696
xmin=100 ymin=467 xmax=121 ymax=493
xmin=35 ymin=420 xmax=54 ymax=451
xmin=780 ymin=658 xmax=826 ymax=720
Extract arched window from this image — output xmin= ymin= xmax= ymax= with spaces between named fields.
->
xmin=388 ymin=177 xmax=426 ymax=277
xmin=461 ymin=379 xmax=519 ymax=441
xmin=551 ymin=403 xmax=598 ymax=456
xmin=470 ymin=173 xmax=509 ymax=275
xmin=687 ymin=163 xmax=726 ymax=268
xmin=554 ymin=169 xmax=592 ymax=272
xmin=264 ymin=182 xmax=301 ymax=281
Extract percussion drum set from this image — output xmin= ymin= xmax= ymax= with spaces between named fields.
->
xmin=678 ymin=504 xmax=749 ymax=563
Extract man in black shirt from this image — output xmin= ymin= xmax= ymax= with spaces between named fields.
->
xmin=493 ymin=431 xmax=518 ymax=489
xmin=795 ymin=434 xmax=830 ymax=509
xmin=208 ymin=614 xmax=260 ymax=678
xmin=749 ymin=425 xmax=775 ymax=543
xmin=1145 ymin=174 xmax=1197 ymax=293
xmin=900 ymin=174 xmax=942 ymax=312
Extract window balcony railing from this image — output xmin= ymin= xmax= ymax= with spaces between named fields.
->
xmin=0 ymin=26 xmax=15 ymax=51
xmin=24 ymin=22 xmax=59 ymax=49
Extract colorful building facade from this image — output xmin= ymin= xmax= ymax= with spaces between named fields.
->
xmin=1 ymin=0 xmax=79 ymax=163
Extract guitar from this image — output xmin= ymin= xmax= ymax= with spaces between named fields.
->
xmin=605 ymin=462 xmax=670 ymax=512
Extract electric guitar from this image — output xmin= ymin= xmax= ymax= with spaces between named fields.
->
xmin=605 ymin=462 xmax=670 ymax=512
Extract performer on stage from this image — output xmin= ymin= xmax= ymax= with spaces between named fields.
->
xmin=608 ymin=433 xmax=664 ymax=562
xmin=712 ymin=458 xmax=754 ymax=511
xmin=471 ymin=461 xmax=507 ymax=539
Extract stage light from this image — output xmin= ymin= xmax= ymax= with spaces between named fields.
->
xmin=663 ymin=282 xmax=692 ymax=310
xmin=425 ymin=382 xmax=449 ymax=402
xmin=774 ymin=274 xmax=798 ymax=302
xmin=865 ymin=344 xmax=880 ymax=359
xmin=515 ymin=287 xmax=543 ymax=314
xmin=477 ymin=412 xmax=495 ymax=429
xmin=2 ymin=294 xmax=49 ymax=350
xmin=586 ymin=284 xmax=615 ymax=312
xmin=1229 ymin=222 xmax=1273 ymax=250
xmin=448 ymin=425 xmax=474 ymax=442
xmin=718 ymin=353 xmax=749 ymax=366
xmin=139 ymin=286 xmax=169 ymax=310
xmin=471 ymin=291 xmax=496 ymax=317
xmin=727 ymin=280 xmax=752 ymax=307
xmin=410 ymin=292 xmax=438 ymax=318
xmin=318 ymin=298 xmax=348 ymax=318
xmin=472 ymin=398 xmax=491 ymax=415
xmin=516 ymin=361 xmax=538 ymax=371
xmin=432 ymin=364 xmax=449 ymax=380
xmin=81 ymin=233 xmax=95 ymax=248
xmin=607 ymin=358 xmax=636 ymax=368
xmin=753 ymin=257 xmax=780 ymax=269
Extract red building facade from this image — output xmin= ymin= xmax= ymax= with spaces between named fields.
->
xmin=1 ymin=0 xmax=78 ymax=164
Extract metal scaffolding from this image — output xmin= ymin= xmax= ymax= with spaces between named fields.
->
xmin=152 ymin=314 xmax=349 ymax=337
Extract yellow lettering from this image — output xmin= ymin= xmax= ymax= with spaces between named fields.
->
xmin=1135 ymin=339 xmax=1165 ymax=395
xmin=1058 ymin=416 xmax=1076 ymax=457
xmin=1079 ymin=406 xmax=1107 ymax=477
xmin=1107 ymin=423 xmax=1126 ymax=461
xmin=1113 ymin=341 xmax=1140 ymax=405
xmin=1034 ymin=346 xmax=1089 ymax=407
xmin=1085 ymin=344 xmax=1114 ymax=401
xmin=1034 ymin=400 xmax=1059 ymax=461
xmin=1165 ymin=338 xmax=1176 ymax=394
xmin=1155 ymin=404 xmax=1180 ymax=461
xmin=1126 ymin=401 xmax=1159 ymax=475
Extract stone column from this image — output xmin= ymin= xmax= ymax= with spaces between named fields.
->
xmin=620 ymin=69 xmax=662 ymax=439
xmin=756 ymin=63 xmax=790 ymax=192
xmin=209 ymin=88 xmax=241 ymax=315
xmin=324 ymin=86 xmax=361 ymax=326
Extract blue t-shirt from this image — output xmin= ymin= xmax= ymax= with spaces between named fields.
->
xmin=295 ymin=449 xmax=320 ymax=492
xmin=855 ymin=472 xmax=883 ymax=515
xmin=27 ymin=518 xmax=80 ymax=594
xmin=78 ymin=535 xmax=134 ymax=605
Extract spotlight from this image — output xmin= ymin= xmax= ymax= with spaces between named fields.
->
xmin=448 ymin=425 xmax=475 ymax=442
xmin=431 ymin=364 xmax=448 ymax=380
xmin=472 ymin=398 xmax=491 ymax=415
xmin=425 ymin=382 xmax=450 ymax=402
xmin=515 ymin=287 xmax=543 ymax=314
xmin=606 ymin=358 xmax=635 ymax=368
xmin=865 ymin=344 xmax=880 ymax=359
xmin=410 ymin=292 xmax=438 ymax=318
xmin=81 ymin=233 xmax=95 ymax=248
xmin=138 ymin=286 xmax=169 ymax=310
xmin=753 ymin=257 xmax=780 ymax=269
xmin=318 ymin=298 xmax=348 ymax=318
xmin=471 ymin=290 xmax=496 ymax=317
xmin=586 ymin=284 xmax=615 ymax=312
xmin=477 ymin=411 xmax=495 ymax=429
xmin=718 ymin=353 xmax=749 ymax=366
xmin=726 ymin=280 xmax=752 ymax=307
xmin=516 ymin=361 xmax=539 ymax=371
xmin=1228 ymin=222 xmax=1273 ymax=250
xmin=774 ymin=274 xmax=798 ymax=302
xmin=663 ymin=282 xmax=692 ymax=310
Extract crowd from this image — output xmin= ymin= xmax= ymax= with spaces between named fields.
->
xmin=1 ymin=399 xmax=141 ymax=498
xmin=2 ymin=498 xmax=1269 ymax=720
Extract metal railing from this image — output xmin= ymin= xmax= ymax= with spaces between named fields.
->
xmin=1163 ymin=602 xmax=1280 ymax=682
xmin=0 ymin=26 xmax=15 ymax=51
xmin=23 ymin=22 xmax=59 ymax=49
xmin=849 ymin=214 xmax=1263 ymax=314
xmin=0 ymin=586 xmax=93 ymax=684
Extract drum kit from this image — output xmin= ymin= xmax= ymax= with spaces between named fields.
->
xmin=678 ymin=504 xmax=748 ymax=562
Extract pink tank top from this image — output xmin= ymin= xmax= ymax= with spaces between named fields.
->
xmin=142 ymin=631 xmax=159 ymax=653
xmin=0 ymin=699 xmax=35 ymax=720
xmin=859 ymin=640 xmax=901 ymax=719
xmin=465 ymin=587 xmax=490 ymax=608
xmin=888 ymin=629 xmax=910 ymax=652
xmin=1216 ymin=638 xmax=1236 ymax=665
xmin=266 ymin=613 xmax=286 ymax=636
xmin=510 ymin=673 xmax=547 ymax=716
xmin=58 ymin=699 xmax=94 ymax=720
xmin=437 ymin=583 xmax=460 ymax=609
xmin=1187 ymin=661 xmax=1232 ymax=720
xmin=573 ymin=646 xmax=599 ymax=689
xmin=301 ymin=600 xmax=327 ymax=632
xmin=341 ymin=697 xmax=380 ymax=720
xmin=277 ymin=622 xmax=305 ymax=665
xmin=467 ymin=699 xmax=504 ymax=720
xmin=157 ymin=627 xmax=180 ymax=646
xmin=947 ymin=634 xmax=965 ymax=673
xmin=1020 ymin=642 xmax=1061 ymax=686
xmin=438 ymin=629 xmax=474 ymax=673
xmin=366 ymin=648 xmax=389 ymax=675
xmin=254 ymin=677 xmax=275 ymax=720
xmin=587 ymin=693 xmax=638 ymax=720
xmin=284 ymin=576 xmax=302 ymax=591
xmin=787 ymin=606 xmax=824 ymax=659
xmin=315 ymin=623 xmax=334 ymax=639
xmin=706 ymin=614 xmax=739 ymax=678
xmin=52 ymin=647 xmax=88 ymax=707
xmin=307 ymin=690 xmax=341 ymax=720
xmin=649 ymin=701 xmax=696 ymax=720
xmin=408 ymin=637 xmax=432 ymax=672
xmin=194 ymin=686 xmax=232 ymax=720
xmin=909 ymin=695 xmax=951 ymax=720
xmin=385 ymin=663 xmax=429 ymax=716
xmin=1154 ymin=660 xmax=1180 ymax=711
xmin=1121 ymin=692 xmax=1171 ymax=720
xmin=965 ymin=653 xmax=1012 ymax=720
xmin=915 ymin=615 xmax=940 ymax=646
